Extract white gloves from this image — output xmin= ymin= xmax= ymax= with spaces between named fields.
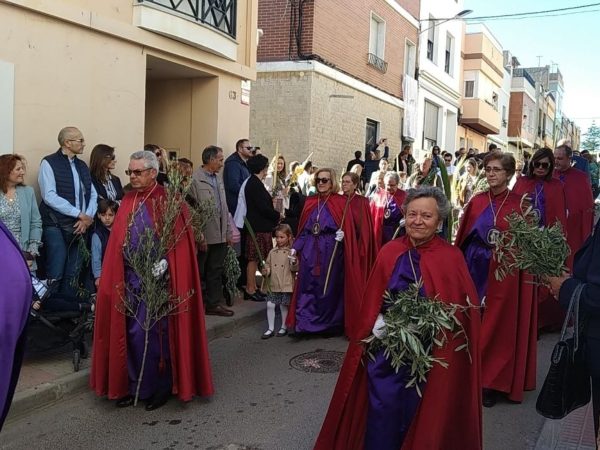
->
xmin=335 ymin=229 xmax=345 ymax=242
xmin=152 ymin=259 xmax=169 ymax=278
xmin=288 ymin=248 xmax=297 ymax=264
xmin=372 ymin=313 xmax=387 ymax=339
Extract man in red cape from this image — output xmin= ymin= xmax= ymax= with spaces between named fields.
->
xmin=554 ymin=144 xmax=594 ymax=270
xmin=369 ymin=172 xmax=407 ymax=251
xmin=315 ymin=236 xmax=482 ymax=450
xmin=287 ymin=192 xmax=365 ymax=335
xmin=455 ymin=189 xmax=536 ymax=403
xmin=90 ymin=151 xmax=213 ymax=407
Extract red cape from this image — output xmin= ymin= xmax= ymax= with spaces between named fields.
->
xmin=369 ymin=188 xmax=407 ymax=251
xmin=287 ymin=193 xmax=365 ymax=335
xmin=90 ymin=184 xmax=214 ymax=401
xmin=347 ymin=194 xmax=377 ymax=278
xmin=315 ymin=236 xmax=482 ymax=450
xmin=455 ymin=191 xmax=536 ymax=401
xmin=554 ymin=168 xmax=594 ymax=269
xmin=513 ymin=177 xmax=568 ymax=330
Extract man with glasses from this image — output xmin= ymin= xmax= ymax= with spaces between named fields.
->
xmin=39 ymin=126 xmax=97 ymax=298
xmin=223 ymin=139 xmax=252 ymax=215
xmin=91 ymin=150 xmax=213 ymax=410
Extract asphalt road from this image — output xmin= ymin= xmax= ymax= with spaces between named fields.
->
xmin=1 ymin=320 xmax=557 ymax=450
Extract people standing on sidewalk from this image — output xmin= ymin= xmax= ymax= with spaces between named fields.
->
xmin=369 ymin=171 xmax=407 ymax=251
xmin=456 ymin=152 xmax=536 ymax=407
xmin=0 ymin=154 xmax=42 ymax=272
xmin=513 ymin=148 xmax=568 ymax=332
xmin=38 ymin=127 xmax=97 ymax=298
xmin=224 ymin=139 xmax=252 ymax=216
xmin=89 ymin=144 xmax=123 ymax=203
xmin=91 ymin=150 xmax=213 ymax=410
xmin=0 ymin=219 xmax=32 ymax=432
xmin=91 ymin=199 xmax=118 ymax=290
xmin=315 ymin=187 xmax=481 ymax=450
xmin=189 ymin=145 xmax=234 ymax=317
xmin=549 ymin=218 xmax=600 ymax=442
xmin=260 ymin=224 xmax=298 ymax=339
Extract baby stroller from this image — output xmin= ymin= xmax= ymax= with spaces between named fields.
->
xmin=28 ymin=275 xmax=93 ymax=372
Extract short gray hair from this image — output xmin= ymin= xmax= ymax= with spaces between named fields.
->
xmin=202 ymin=145 xmax=223 ymax=164
xmin=130 ymin=150 xmax=159 ymax=171
xmin=384 ymin=171 xmax=400 ymax=185
xmin=403 ymin=186 xmax=451 ymax=221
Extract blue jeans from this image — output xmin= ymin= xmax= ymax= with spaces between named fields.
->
xmin=42 ymin=226 xmax=83 ymax=298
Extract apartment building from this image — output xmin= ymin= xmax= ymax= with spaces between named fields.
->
xmin=251 ymin=0 xmax=419 ymax=171
xmin=0 ymin=0 xmax=257 ymax=182
xmin=457 ymin=23 xmax=503 ymax=153
xmin=507 ymin=68 xmax=537 ymax=156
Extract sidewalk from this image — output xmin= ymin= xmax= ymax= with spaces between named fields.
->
xmin=7 ymin=298 xmax=264 ymax=423
xmin=535 ymin=402 xmax=598 ymax=450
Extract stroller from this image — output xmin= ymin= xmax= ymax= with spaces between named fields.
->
xmin=28 ymin=275 xmax=93 ymax=372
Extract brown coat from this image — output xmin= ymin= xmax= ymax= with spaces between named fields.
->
xmin=264 ymin=247 xmax=298 ymax=293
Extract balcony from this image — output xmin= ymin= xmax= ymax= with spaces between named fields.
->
xmin=367 ymin=53 xmax=388 ymax=74
xmin=137 ymin=0 xmax=237 ymax=39
xmin=461 ymin=98 xmax=501 ymax=135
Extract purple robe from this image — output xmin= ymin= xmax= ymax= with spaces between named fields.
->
xmin=123 ymin=205 xmax=171 ymax=400
xmin=365 ymin=249 xmax=425 ymax=450
xmin=461 ymin=207 xmax=495 ymax=302
xmin=292 ymin=204 xmax=344 ymax=334
xmin=0 ymin=220 xmax=31 ymax=430
xmin=382 ymin=196 xmax=404 ymax=244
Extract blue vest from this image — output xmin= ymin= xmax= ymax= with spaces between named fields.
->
xmin=39 ymin=149 xmax=93 ymax=227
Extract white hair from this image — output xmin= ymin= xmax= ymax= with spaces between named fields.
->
xmin=130 ymin=150 xmax=159 ymax=171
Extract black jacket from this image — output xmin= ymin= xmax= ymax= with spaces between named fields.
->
xmin=244 ymin=175 xmax=280 ymax=233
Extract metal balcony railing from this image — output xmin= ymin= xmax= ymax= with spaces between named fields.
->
xmin=138 ymin=0 xmax=237 ymax=39
xmin=367 ymin=53 xmax=388 ymax=73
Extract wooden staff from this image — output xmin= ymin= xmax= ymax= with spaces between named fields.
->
xmin=322 ymin=194 xmax=352 ymax=295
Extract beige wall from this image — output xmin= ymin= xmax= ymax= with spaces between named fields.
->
xmin=250 ymin=70 xmax=402 ymax=176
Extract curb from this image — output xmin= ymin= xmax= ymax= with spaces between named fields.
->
xmin=6 ymin=301 xmax=264 ymax=423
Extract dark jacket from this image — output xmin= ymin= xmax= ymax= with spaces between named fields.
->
xmin=559 ymin=219 xmax=600 ymax=374
xmin=92 ymin=174 xmax=124 ymax=202
xmin=223 ymin=152 xmax=250 ymax=215
xmin=346 ymin=158 xmax=364 ymax=173
xmin=244 ymin=175 xmax=280 ymax=233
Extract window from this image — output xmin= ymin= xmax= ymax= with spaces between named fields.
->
xmin=423 ymin=101 xmax=440 ymax=149
xmin=444 ymin=34 xmax=454 ymax=75
xmin=365 ymin=118 xmax=380 ymax=153
xmin=426 ymin=15 xmax=435 ymax=62
xmin=369 ymin=13 xmax=386 ymax=59
xmin=464 ymin=80 xmax=474 ymax=98
xmin=502 ymin=105 xmax=507 ymax=127
xmin=492 ymin=92 xmax=498 ymax=111
xmin=404 ymin=40 xmax=416 ymax=77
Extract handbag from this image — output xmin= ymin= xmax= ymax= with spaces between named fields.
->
xmin=536 ymin=283 xmax=591 ymax=419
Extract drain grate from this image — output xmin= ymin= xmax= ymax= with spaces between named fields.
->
xmin=289 ymin=350 xmax=345 ymax=373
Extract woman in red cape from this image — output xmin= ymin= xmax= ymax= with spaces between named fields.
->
xmin=315 ymin=187 xmax=481 ymax=450
xmin=369 ymin=171 xmax=407 ymax=251
xmin=287 ymin=168 xmax=365 ymax=335
xmin=513 ymin=147 xmax=568 ymax=331
xmin=455 ymin=152 xmax=536 ymax=406
xmin=341 ymin=171 xmax=376 ymax=278
xmin=91 ymin=153 xmax=213 ymax=405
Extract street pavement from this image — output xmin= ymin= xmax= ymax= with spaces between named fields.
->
xmin=3 ymin=317 xmax=595 ymax=450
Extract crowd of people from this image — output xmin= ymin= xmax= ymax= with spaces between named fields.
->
xmin=1 ymin=127 xmax=599 ymax=448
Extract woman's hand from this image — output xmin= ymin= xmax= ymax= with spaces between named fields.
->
xmin=547 ymin=271 xmax=570 ymax=298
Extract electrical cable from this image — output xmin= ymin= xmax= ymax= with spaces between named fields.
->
xmin=466 ymin=7 xmax=600 ymax=22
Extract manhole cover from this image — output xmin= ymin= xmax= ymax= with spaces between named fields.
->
xmin=289 ymin=350 xmax=345 ymax=373
xmin=206 ymin=445 xmax=262 ymax=450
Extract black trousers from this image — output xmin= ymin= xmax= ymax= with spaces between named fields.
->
xmin=197 ymin=242 xmax=227 ymax=308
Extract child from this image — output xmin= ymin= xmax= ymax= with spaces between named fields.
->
xmin=261 ymin=224 xmax=298 ymax=339
xmin=92 ymin=199 xmax=118 ymax=289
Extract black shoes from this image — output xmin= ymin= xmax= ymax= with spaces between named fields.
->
xmin=244 ymin=290 xmax=265 ymax=302
xmin=261 ymin=329 xmax=274 ymax=339
xmin=116 ymin=395 xmax=134 ymax=408
xmin=482 ymin=389 xmax=498 ymax=408
xmin=145 ymin=391 xmax=170 ymax=411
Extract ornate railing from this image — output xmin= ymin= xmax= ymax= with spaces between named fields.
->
xmin=138 ymin=0 xmax=237 ymax=39
xmin=367 ymin=53 xmax=388 ymax=73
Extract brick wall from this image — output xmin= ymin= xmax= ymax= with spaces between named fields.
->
xmin=257 ymin=0 xmax=418 ymax=99
xmin=508 ymin=92 xmax=523 ymax=138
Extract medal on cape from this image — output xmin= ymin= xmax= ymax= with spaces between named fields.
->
xmin=486 ymin=227 xmax=500 ymax=246
xmin=312 ymin=222 xmax=321 ymax=236
xmin=531 ymin=208 xmax=541 ymax=223
xmin=384 ymin=208 xmax=391 ymax=219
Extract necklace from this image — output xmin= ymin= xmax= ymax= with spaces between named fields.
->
xmin=384 ymin=192 xmax=394 ymax=219
xmin=312 ymin=194 xmax=331 ymax=236
xmin=531 ymin=182 xmax=544 ymax=223
xmin=486 ymin=189 xmax=510 ymax=245
xmin=128 ymin=182 xmax=158 ymax=227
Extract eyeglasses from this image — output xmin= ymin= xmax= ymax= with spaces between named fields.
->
xmin=155 ymin=152 xmax=162 ymax=157
xmin=241 ymin=146 xmax=252 ymax=150
xmin=533 ymin=161 xmax=551 ymax=169
xmin=104 ymin=154 xmax=116 ymax=160
xmin=125 ymin=168 xmax=153 ymax=177
xmin=484 ymin=167 xmax=506 ymax=174
xmin=316 ymin=177 xmax=331 ymax=184
xmin=68 ymin=139 xmax=85 ymax=144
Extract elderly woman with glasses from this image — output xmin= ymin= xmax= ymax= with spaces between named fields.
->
xmin=287 ymin=168 xmax=365 ymax=336
xmin=455 ymin=152 xmax=536 ymax=408
xmin=316 ymin=187 xmax=482 ymax=450
xmin=369 ymin=171 xmax=407 ymax=251
xmin=513 ymin=147 xmax=568 ymax=332
xmin=90 ymin=144 xmax=124 ymax=203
